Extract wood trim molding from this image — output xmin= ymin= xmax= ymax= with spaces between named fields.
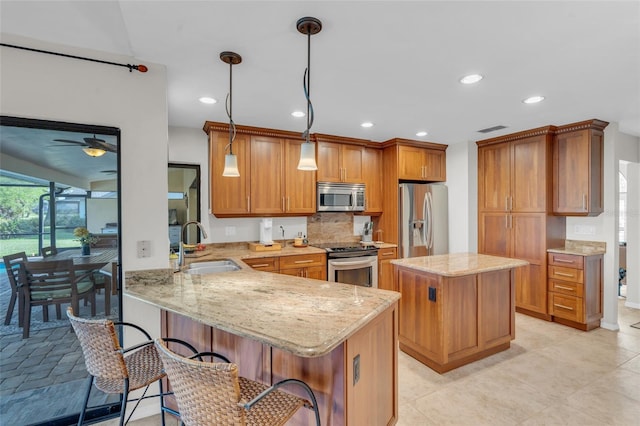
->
xmin=476 ymin=125 xmax=557 ymax=147
xmin=554 ymin=119 xmax=609 ymax=134
xmin=203 ymin=121 xmax=306 ymax=140
xmin=380 ymin=138 xmax=448 ymax=151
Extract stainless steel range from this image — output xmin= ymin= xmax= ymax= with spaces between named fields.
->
xmin=313 ymin=242 xmax=378 ymax=288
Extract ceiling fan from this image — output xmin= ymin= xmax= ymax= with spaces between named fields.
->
xmin=52 ymin=135 xmax=117 ymax=157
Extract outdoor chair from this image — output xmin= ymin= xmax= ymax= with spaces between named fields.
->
xmin=19 ymin=259 xmax=96 ymax=338
xmin=155 ymin=338 xmax=321 ymax=426
xmin=67 ymin=308 xmax=199 ymax=426
xmin=2 ymin=252 xmax=27 ymax=326
xmin=41 ymin=246 xmax=58 ymax=257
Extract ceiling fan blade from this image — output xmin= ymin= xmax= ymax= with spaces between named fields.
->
xmin=87 ymin=139 xmax=118 ymax=153
xmin=53 ymin=139 xmax=86 ymax=146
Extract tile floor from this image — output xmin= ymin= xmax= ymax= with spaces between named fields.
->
xmin=98 ymin=301 xmax=640 ymax=426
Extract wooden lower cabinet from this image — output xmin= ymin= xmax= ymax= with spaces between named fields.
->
xmin=161 ymin=303 xmax=398 ymax=425
xmin=547 ymin=252 xmax=603 ymax=330
xmin=243 ymin=253 xmax=327 ymax=280
xmin=378 ymin=247 xmax=397 ymax=291
xmin=397 ymin=266 xmax=515 ymax=373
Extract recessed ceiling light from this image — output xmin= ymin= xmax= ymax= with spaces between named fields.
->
xmin=416 ymin=131 xmax=428 ymax=137
xmin=291 ymin=111 xmax=305 ymax=118
xmin=198 ymin=97 xmax=217 ymax=104
xmin=459 ymin=74 xmax=483 ymax=85
xmin=361 ymin=122 xmax=374 ymax=128
xmin=522 ymin=95 xmax=545 ymax=104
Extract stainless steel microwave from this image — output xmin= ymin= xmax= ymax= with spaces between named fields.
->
xmin=317 ymin=182 xmax=366 ymax=212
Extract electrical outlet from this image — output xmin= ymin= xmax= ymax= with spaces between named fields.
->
xmin=428 ymin=287 xmax=437 ymax=302
xmin=353 ymin=354 xmax=360 ymax=385
xmin=225 ymin=226 xmax=236 ymax=236
xmin=137 ymin=240 xmax=151 ymax=258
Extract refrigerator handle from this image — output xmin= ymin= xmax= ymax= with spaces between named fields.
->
xmin=426 ymin=191 xmax=434 ymax=250
xmin=423 ymin=192 xmax=429 ymax=250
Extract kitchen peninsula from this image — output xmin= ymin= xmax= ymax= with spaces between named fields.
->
xmin=125 ymin=259 xmax=400 ymax=425
xmin=392 ymin=253 xmax=528 ymax=373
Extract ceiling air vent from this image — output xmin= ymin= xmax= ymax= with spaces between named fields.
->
xmin=477 ymin=125 xmax=507 ymax=134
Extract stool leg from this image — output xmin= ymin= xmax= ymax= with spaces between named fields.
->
xmin=77 ymin=375 xmax=93 ymax=425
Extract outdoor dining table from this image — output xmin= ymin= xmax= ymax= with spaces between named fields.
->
xmin=41 ymin=248 xmax=118 ymax=315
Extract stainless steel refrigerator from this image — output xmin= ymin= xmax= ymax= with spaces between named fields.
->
xmin=399 ymin=183 xmax=448 ymax=258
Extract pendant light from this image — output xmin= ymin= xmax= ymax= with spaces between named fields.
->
xmin=220 ymin=51 xmax=242 ymax=177
xmin=297 ymin=17 xmax=322 ymax=171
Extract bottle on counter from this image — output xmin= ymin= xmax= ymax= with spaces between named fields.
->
xmin=169 ymin=250 xmax=179 ymax=272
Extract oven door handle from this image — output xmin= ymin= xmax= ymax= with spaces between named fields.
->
xmin=331 ymin=259 xmax=375 ymax=267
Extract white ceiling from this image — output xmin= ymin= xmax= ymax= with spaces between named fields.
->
xmin=1 ymin=1 xmax=639 ymax=147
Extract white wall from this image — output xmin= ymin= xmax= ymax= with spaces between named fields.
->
xmin=446 ymin=140 xmax=478 ymax=253
xmin=1 ymin=35 xmax=168 ymax=419
xmin=565 ymin=123 xmax=640 ymax=329
xmin=626 ymin=162 xmax=640 ymax=308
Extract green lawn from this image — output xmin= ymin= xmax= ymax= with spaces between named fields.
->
xmin=0 ymin=233 xmax=78 ymax=257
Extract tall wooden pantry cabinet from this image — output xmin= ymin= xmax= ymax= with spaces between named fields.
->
xmin=477 ymin=126 xmax=566 ymax=319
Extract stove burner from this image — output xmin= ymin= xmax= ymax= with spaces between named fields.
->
xmin=311 ymin=242 xmax=378 ymax=258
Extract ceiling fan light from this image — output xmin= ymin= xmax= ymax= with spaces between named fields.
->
xmin=82 ymin=147 xmax=107 ymax=157
xmin=297 ymin=142 xmax=318 ymax=170
xmin=222 ymin=154 xmax=240 ymax=177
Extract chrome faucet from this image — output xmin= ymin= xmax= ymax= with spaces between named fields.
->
xmin=180 ymin=221 xmax=208 ymax=267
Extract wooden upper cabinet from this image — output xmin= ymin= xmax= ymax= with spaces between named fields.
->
xmin=397 ymin=145 xmax=446 ymax=182
xmin=210 ymin=130 xmax=251 ymax=215
xmin=250 ymin=136 xmax=284 ymax=214
xmin=553 ymin=119 xmax=608 ymax=216
xmin=477 ymin=128 xmax=553 ymax=213
xmin=205 ymin=121 xmax=316 ymax=217
xmin=316 ymin=138 xmax=365 ymax=183
xmin=362 ymin=147 xmax=383 ymax=214
xmin=284 ymin=139 xmax=316 ymax=214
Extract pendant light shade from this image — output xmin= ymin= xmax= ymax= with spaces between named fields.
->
xmin=223 ymin=153 xmax=240 ymax=177
xmin=297 ymin=142 xmax=317 ymax=170
xmin=220 ymin=51 xmax=242 ymax=177
xmin=297 ymin=17 xmax=322 ymax=171
xmin=82 ymin=147 xmax=107 ymax=157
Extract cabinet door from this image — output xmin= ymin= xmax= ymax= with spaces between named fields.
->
xmin=397 ymin=145 xmax=425 ymax=180
xmin=478 ymin=143 xmax=511 ymax=211
xmin=511 ymin=136 xmax=547 ymax=212
xmin=250 ymin=136 xmax=284 ymax=214
xmin=362 ymin=147 xmax=382 ymax=213
xmin=342 ymin=144 xmax=364 ymax=183
xmin=317 ymin=142 xmax=342 ymax=182
xmin=210 ymin=131 xmax=250 ymax=215
xmin=553 ymin=129 xmax=604 ymax=215
xmin=478 ymin=212 xmax=510 ymax=257
xmin=397 ymin=268 xmax=443 ymax=361
xmin=378 ymin=247 xmax=397 ymax=291
xmin=422 ymin=149 xmax=446 ymax=182
xmin=284 ymin=139 xmax=316 ymax=214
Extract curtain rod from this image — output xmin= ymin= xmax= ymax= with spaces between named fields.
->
xmin=0 ymin=43 xmax=148 ymax=73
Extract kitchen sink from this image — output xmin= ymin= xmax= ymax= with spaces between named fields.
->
xmin=185 ymin=259 xmax=241 ymax=274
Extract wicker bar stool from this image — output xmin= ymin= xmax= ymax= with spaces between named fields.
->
xmin=155 ymin=338 xmax=321 ymax=426
xmin=66 ymin=307 xmax=198 ymax=426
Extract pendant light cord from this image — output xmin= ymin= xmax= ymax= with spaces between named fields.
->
xmin=303 ymin=31 xmax=315 ymax=142
xmin=226 ymin=61 xmax=236 ymax=155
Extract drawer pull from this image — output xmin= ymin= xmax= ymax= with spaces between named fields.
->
xmin=554 ymin=259 xmax=575 ymax=264
xmin=554 ymin=303 xmax=574 ymax=311
xmin=555 ymin=285 xmax=575 ymax=291
xmin=555 ymin=272 xmax=574 ymax=278
xmin=381 ymin=251 xmax=395 ymax=256
xmin=251 ymin=263 xmax=270 ymax=268
xmin=294 ymin=260 xmax=314 ymax=264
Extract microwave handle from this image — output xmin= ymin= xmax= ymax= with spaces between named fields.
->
xmin=352 ymin=190 xmax=358 ymax=210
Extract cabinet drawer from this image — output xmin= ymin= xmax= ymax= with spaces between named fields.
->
xmin=548 ymin=265 xmax=583 ymax=283
xmin=243 ymin=257 xmax=279 ymax=272
xmin=548 ymin=279 xmax=584 ymax=297
xmin=549 ymin=293 xmax=584 ymax=322
xmin=548 ymin=253 xmax=584 ymax=269
xmin=377 ymin=248 xmax=397 ymax=260
xmin=279 ymin=253 xmax=326 ymax=270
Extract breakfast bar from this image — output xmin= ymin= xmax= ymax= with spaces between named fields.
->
xmin=125 ymin=266 xmax=400 ymax=425
xmin=392 ymin=253 xmax=528 ymax=373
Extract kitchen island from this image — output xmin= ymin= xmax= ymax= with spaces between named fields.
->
xmin=125 ymin=266 xmax=400 ymax=425
xmin=392 ymin=253 xmax=528 ymax=373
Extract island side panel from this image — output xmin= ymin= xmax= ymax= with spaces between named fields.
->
xmin=478 ymin=269 xmax=515 ymax=348
xmin=443 ymin=274 xmax=479 ymax=363
xmin=346 ymin=303 xmax=398 ymax=426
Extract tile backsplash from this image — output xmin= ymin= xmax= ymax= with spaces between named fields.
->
xmin=307 ymin=213 xmax=362 ymax=244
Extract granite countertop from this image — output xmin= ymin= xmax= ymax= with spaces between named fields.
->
xmin=547 ymin=240 xmax=606 ymax=256
xmin=184 ymin=243 xmax=327 ymax=263
xmin=125 ymin=268 xmax=400 ymax=358
xmin=391 ymin=253 xmax=528 ymax=277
